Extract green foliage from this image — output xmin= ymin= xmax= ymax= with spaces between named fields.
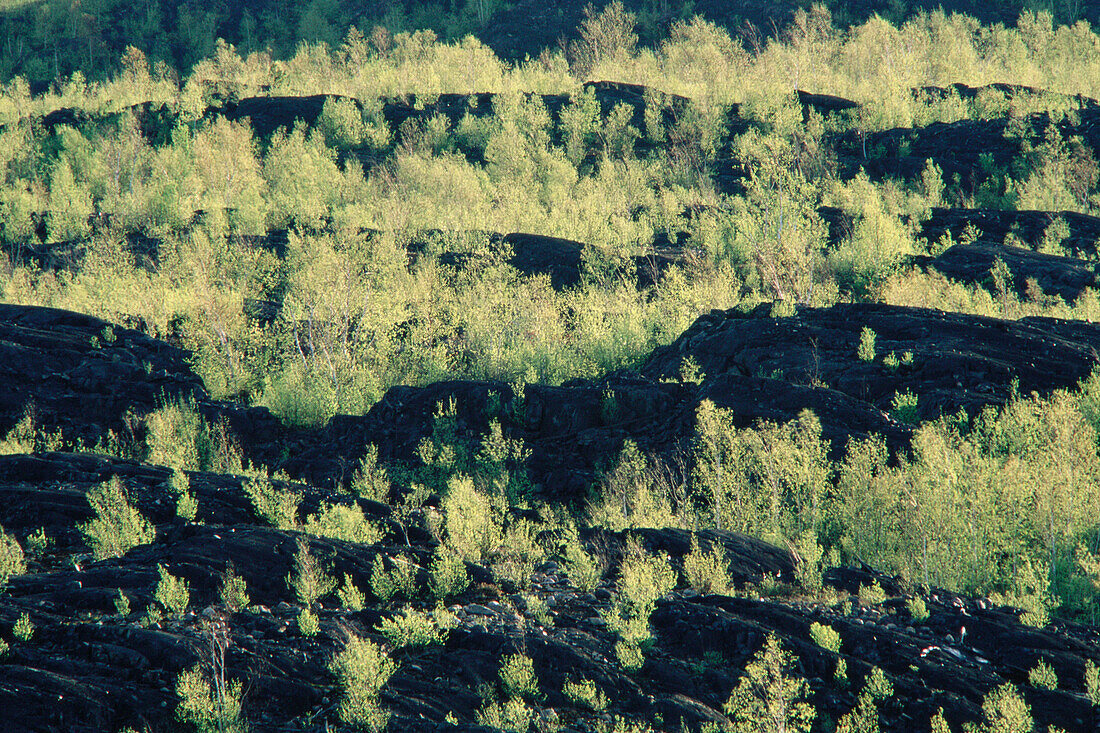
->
xmin=219 ymin=568 xmax=249 ymax=613
xmin=146 ymin=399 xmax=214 ymax=472
xmin=243 ymin=475 xmax=300 ymax=530
xmin=1027 ymin=660 xmax=1058 ymax=690
xmin=693 ymin=403 xmax=830 ymax=542
xmin=337 ymin=574 xmax=365 ymax=611
xmin=962 ymin=684 xmax=1033 ymax=733
xmin=1085 ymin=660 xmax=1100 ymax=706
xmin=303 ymin=502 xmax=383 ymax=544
xmin=890 ymin=390 xmax=920 ymax=425
xmin=725 ymin=634 xmax=815 ymax=733
xmin=429 ymin=547 xmax=469 ymax=601
xmin=563 ymin=678 xmax=608 ymax=711
xmin=837 ymin=668 xmax=893 ymax=733
xmin=0 ymin=525 xmax=26 ymax=588
xmin=175 ymin=665 xmax=246 ymax=733
xmin=351 ymin=445 xmax=391 ymax=502
xmin=287 ymin=538 xmax=336 ymax=607
xmin=297 ymin=607 xmax=320 ymax=637
xmin=155 ymin=564 xmax=190 ymax=616
xmin=442 ymin=474 xmax=502 ymax=562
xmin=476 ymin=697 xmax=536 ymax=733
xmin=907 ymin=596 xmax=930 ymax=623
xmin=857 ymin=327 xmax=877 ymax=362
xmin=371 ymin=554 xmax=419 ymax=604
xmin=589 ymin=440 xmax=682 ymax=531
xmin=500 ymin=653 xmax=540 ymax=702
xmin=682 ymin=535 xmax=730 ymax=594
xmin=12 ymin=612 xmax=33 ymax=641
xmin=114 ymin=589 xmax=131 ymax=616
xmin=602 ymin=540 xmax=676 ymax=670
xmin=809 ymin=622 xmax=841 ymax=653
xmin=79 ymin=476 xmax=155 ymax=560
xmin=560 ymin=534 xmax=605 ymax=592
xmin=858 ymin=582 xmax=887 ymax=606
xmin=376 ymin=607 xmax=450 ymax=650
xmin=329 ymin=634 xmax=396 ymax=732
xmin=171 ymin=470 xmax=198 ymax=522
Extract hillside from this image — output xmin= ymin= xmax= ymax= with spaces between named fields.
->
xmin=3 ymin=5 xmax=1100 ymax=733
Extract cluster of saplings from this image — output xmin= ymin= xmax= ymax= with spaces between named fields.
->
xmin=4 ymin=366 xmax=1100 ymax=729
xmin=1 ymin=6 xmax=1099 ymax=426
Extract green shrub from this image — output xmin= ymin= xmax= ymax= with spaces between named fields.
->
xmin=429 ymin=547 xmax=469 ymax=601
xmin=287 ymin=538 xmax=336 ymax=607
xmin=376 ymin=607 xmax=449 ymax=650
xmin=966 ymin=684 xmax=1033 ymax=733
xmin=146 ymin=399 xmax=213 ymax=472
xmin=13 ymin=612 xmax=33 ymax=641
xmin=337 ymin=574 xmax=365 ymax=611
xmin=858 ymin=582 xmax=887 ymax=606
xmin=837 ymin=667 xmax=893 ymax=733
xmin=907 ymin=596 xmax=929 ymax=623
xmin=329 ymin=634 xmax=396 ymax=732
xmin=1085 ymin=660 xmax=1100 ymax=706
xmin=725 ymin=634 xmax=815 ymax=733
xmin=175 ymin=665 xmax=246 ymax=733
xmin=561 ymin=539 xmax=604 ymax=592
xmin=170 ymin=470 xmax=198 ymax=522
xmin=155 ymin=564 xmax=190 ymax=616
xmin=1028 ymin=660 xmax=1058 ymax=690
xmin=298 ymin=607 xmax=320 ymax=637
xmin=371 ymin=554 xmax=418 ymax=604
xmin=891 ymin=390 xmax=920 ymax=426
xmin=500 ymin=652 xmax=539 ymax=702
xmin=476 ymin=696 xmax=535 ymax=733
xmin=602 ymin=541 xmax=676 ymax=668
xmin=243 ymin=475 xmax=300 ymax=530
xmin=79 ymin=476 xmax=155 ymax=560
xmin=682 ymin=535 xmax=730 ymax=594
xmin=114 ymin=589 xmax=131 ymax=616
xmin=443 ymin=474 xmax=502 ymax=562
xmin=563 ymin=678 xmax=608 ymax=711
xmin=219 ymin=568 xmax=249 ymax=612
xmin=351 ymin=445 xmax=391 ymax=502
xmin=303 ymin=502 xmax=383 ymax=544
xmin=857 ymin=327 xmax=877 ymax=362
xmin=0 ymin=525 xmax=26 ymax=587
xmin=809 ymin=622 xmax=841 ymax=653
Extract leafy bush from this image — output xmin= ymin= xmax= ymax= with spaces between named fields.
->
xmin=79 ymin=476 xmax=155 ymax=560
xmin=500 ymin=653 xmax=539 ymax=702
xmin=287 ymin=538 xmax=336 ymax=608
xmin=809 ymin=622 xmax=841 ymax=653
xmin=219 ymin=568 xmax=249 ymax=612
xmin=329 ymin=634 xmax=396 ymax=732
xmin=155 ymin=564 xmax=190 ymax=616
xmin=371 ymin=554 xmax=419 ymax=604
xmin=337 ymin=574 xmax=365 ymax=611
xmin=725 ymin=634 xmax=815 ymax=733
xmin=857 ymin=327 xmax=877 ymax=362
xmin=171 ymin=470 xmax=199 ymax=522
xmin=1028 ymin=660 xmax=1058 ymax=690
xmin=0 ymin=525 xmax=26 ymax=587
xmin=907 ymin=596 xmax=930 ymax=623
xmin=682 ymin=535 xmax=730 ymax=594
xmin=298 ymin=607 xmax=320 ymax=637
xmin=303 ymin=502 xmax=383 ymax=544
xmin=145 ymin=399 xmax=213 ymax=472
xmin=243 ymin=475 xmax=300 ymax=530
xmin=175 ymin=665 xmax=246 ymax=733
xmin=429 ymin=547 xmax=469 ymax=601
xmin=376 ymin=607 xmax=449 ymax=650
xmin=563 ymin=678 xmax=608 ymax=711
xmin=13 ymin=612 xmax=33 ymax=641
